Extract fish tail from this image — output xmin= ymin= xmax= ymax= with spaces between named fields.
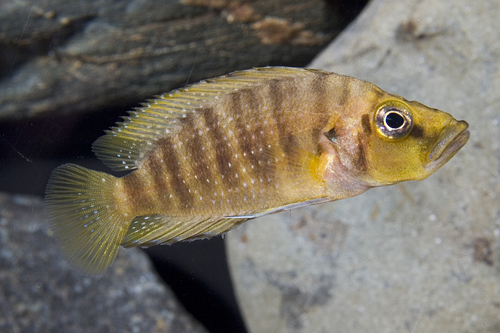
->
xmin=45 ymin=164 xmax=129 ymax=276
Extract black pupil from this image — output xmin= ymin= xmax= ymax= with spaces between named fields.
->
xmin=385 ymin=112 xmax=405 ymax=129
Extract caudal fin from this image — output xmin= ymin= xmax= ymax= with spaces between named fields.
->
xmin=45 ymin=164 xmax=128 ymax=276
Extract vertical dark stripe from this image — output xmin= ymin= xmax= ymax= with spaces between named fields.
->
xmin=354 ymin=133 xmax=368 ymax=171
xmin=123 ymin=172 xmax=152 ymax=211
xmin=201 ymin=107 xmax=237 ymax=188
xmin=337 ymin=77 xmax=351 ymax=108
xmin=144 ymin=153 xmax=170 ymax=203
xmin=232 ymin=91 xmax=261 ymax=157
xmin=233 ymin=89 xmax=276 ymax=184
xmin=269 ymin=79 xmax=297 ymax=159
xmin=245 ymin=87 xmax=260 ymax=116
xmin=361 ymin=114 xmax=372 ymax=134
xmin=311 ymin=73 xmax=327 ymax=112
xmin=310 ymin=74 xmax=331 ymax=154
xmin=179 ymin=114 xmax=214 ymax=191
xmin=310 ymin=127 xmax=323 ymax=155
xmin=159 ymin=137 xmax=194 ymax=209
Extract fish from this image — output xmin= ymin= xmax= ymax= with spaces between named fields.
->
xmin=45 ymin=67 xmax=470 ymax=275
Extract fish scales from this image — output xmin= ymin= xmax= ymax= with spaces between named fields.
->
xmin=122 ymin=73 xmax=331 ymax=218
xmin=45 ymin=67 xmax=469 ymax=275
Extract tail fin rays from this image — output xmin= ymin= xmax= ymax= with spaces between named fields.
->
xmin=45 ymin=164 xmax=128 ymax=276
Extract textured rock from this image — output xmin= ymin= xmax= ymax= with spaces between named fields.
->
xmin=0 ymin=0 xmax=344 ymax=119
xmin=0 ymin=193 xmax=207 ymax=333
xmin=227 ymin=0 xmax=500 ymax=332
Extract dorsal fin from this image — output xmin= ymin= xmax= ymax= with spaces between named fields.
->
xmin=92 ymin=67 xmax=328 ymax=172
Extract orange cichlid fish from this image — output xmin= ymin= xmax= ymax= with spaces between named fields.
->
xmin=45 ymin=67 xmax=469 ymax=275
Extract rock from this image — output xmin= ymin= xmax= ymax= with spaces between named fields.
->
xmin=0 ymin=193 xmax=207 ymax=333
xmin=226 ymin=0 xmax=500 ymax=332
xmin=0 ymin=0 xmax=346 ymax=119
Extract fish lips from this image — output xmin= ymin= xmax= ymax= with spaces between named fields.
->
xmin=425 ymin=120 xmax=470 ymax=172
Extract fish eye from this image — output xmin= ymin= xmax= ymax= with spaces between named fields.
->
xmin=375 ymin=103 xmax=413 ymax=139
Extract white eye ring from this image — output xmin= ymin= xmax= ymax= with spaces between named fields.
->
xmin=375 ymin=104 xmax=413 ymax=139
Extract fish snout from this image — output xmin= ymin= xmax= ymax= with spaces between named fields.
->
xmin=426 ymin=119 xmax=469 ymax=171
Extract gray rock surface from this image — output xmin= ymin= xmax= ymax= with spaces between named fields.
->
xmin=0 ymin=0 xmax=340 ymax=119
xmin=0 ymin=193 xmax=207 ymax=333
xmin=227 ymin=0 xmax=500 ymax=332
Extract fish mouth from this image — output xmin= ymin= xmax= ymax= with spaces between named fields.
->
xmin=425 ymin=119 xmax=469 ymax=172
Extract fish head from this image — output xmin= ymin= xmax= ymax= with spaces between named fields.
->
xmin=364 ymin=98 xmax=469 ymax=185
xmin=322 ymin=91 xmax=469 ymax=188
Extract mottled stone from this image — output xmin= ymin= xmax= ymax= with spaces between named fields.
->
xmin=227 ymin=0 xmax=500 ymax=332
xmin=0 ymin=193 xmax=207 ymax=333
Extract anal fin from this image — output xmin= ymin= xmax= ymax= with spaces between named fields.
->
xmin=121 ymin=214 xmax=247 ymax=247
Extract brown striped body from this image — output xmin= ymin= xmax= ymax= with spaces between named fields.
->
xmin=45 ymin=67 xmax=469 ymax=275
xmin=117 ymin=71 xmax=337 ymax=220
